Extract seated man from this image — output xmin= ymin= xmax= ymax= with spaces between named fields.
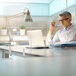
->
xmin=46 ymin=11 xmax=76 ymax=45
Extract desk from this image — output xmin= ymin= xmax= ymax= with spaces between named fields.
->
xmin=0 ymin=49 xmax=76 ymax=76
xmin=0 ymin=35 xmax=28 ymax=42
xmin=0 ymin=45 xmax=76 ymax=58
xmin=0 ymin=45 xmax=51 ymax=58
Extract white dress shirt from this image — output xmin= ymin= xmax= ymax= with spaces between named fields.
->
xmin=47 ymin=24 xmax=76 ymax=44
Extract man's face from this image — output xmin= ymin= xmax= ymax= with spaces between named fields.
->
xmin=59 ymin=15 xmax=71 ymax=28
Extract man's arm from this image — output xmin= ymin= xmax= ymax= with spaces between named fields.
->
xmin=46 ymin=21 xmax=60 ymax=45
xmin=49 ymin=21 xmax=55 ymax=39
xmin=46 ymin=22 xmax=55 ymax=45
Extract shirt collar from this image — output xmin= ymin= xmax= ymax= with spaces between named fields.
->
xmin=64 ymin=23 xmax=72 ymax=31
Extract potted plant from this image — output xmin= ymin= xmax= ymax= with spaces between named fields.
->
xmin=1 ymin=26 xmax=7 ymax=35
xmin=20 ymin=26 xmax=26 ymax=35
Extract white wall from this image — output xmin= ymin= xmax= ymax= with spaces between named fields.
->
xmin=49 ymin=0 xmax=76 ymax=16
xmin=67 ymin=0 xmax=76 ymax=7
xmin=0 ymin=2 xmax=49 ymax=16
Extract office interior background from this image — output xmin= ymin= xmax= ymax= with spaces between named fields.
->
xmin=0 ymin=0 xmax=76 ymax=37
xmin=0 ymin=0 xmax=75 ymax=56
xmin=0 ymin=0 xmax=76 ymax=57
xmin=0 ymin=0 xmax=76 ymax=76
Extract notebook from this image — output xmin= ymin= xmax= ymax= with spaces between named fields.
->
xmin=27 ymin=30 xmax=49 ymax=49
xmin=52 ymin=42 xmax=76 ymax=47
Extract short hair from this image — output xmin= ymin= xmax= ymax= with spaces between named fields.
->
xmin=59 ymin=11 xmax=72 ymax=18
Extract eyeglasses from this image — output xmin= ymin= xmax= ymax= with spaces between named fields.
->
xmin=59 ymin=18 xmax=69 ymax=22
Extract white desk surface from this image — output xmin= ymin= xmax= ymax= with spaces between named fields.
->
xmin=0 ymin=45 xmax=51 ymax=56
xmin=0 ymin=49 xmax=76 ymax=76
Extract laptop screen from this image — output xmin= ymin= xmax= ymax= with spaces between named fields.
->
xmin=27 ymin=30 xmax=45 ymax=47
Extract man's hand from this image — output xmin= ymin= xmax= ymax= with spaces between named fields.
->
xmin=50 ymin=21 xmax=55 ymax=28
xmin=50 ymin=21 xmax=55 ymax=34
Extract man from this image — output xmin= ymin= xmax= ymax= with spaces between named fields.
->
xmin=47 ymin=11 xmax=76 ymax=44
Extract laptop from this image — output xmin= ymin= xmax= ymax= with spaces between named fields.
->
xmin=27 ymin=30 xmax=49 ymax=49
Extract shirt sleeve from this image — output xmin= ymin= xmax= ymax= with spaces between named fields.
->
xmin=46 ymin=30 xmax=60 ymax=45
xmin=52 ymin=31 xmax=60 ymax=43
